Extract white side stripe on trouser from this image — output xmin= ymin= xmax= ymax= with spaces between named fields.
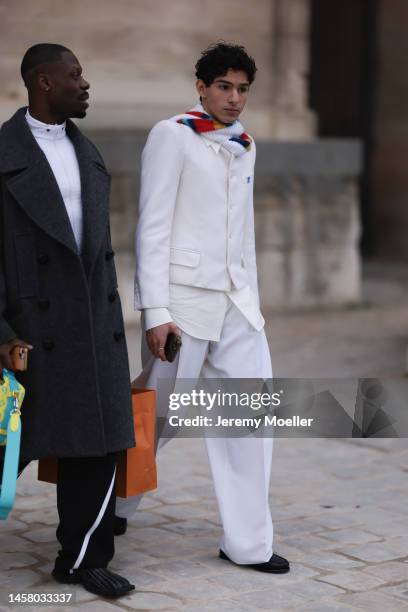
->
xmin=70 ymin=466 xmax=116 ymax=573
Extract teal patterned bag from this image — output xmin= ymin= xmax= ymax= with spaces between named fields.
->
xmin=0 ymin=369 xmax=25 ymax=519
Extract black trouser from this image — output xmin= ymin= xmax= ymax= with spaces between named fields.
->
xmin=1 ymin=451 xmax=118 ymax=572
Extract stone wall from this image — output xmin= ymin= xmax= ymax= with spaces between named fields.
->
xmin=254 ymin=141 xmax=362 ymax=308
xmin=0 ymin=0 xmax=314 ymax=139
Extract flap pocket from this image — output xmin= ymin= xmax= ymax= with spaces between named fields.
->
xmin=170 ymin=247 xmax=201 ymax=268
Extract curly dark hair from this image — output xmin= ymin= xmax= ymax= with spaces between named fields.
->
xmin=195 ymin=42 xmax=257 ymax=86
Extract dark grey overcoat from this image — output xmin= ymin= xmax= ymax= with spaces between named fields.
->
xmin=0 ymin=107 xmax=135 ymax=462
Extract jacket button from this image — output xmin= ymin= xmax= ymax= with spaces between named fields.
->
xmin=108 ymin=289 xmax=118 ymax=303
xmin=38 ymin=298 xmax=51 ymax=310
xmin=37 ymin=253 xmax=49 ymax=265
xmin=42 ymin=339 xmax=55 ymax=350
xmin=105 ymin=250 xmax=115 ymax=261
xmin=114 ymin=331 xmax=124 ymax=342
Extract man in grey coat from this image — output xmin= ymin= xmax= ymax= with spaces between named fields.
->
xmin=0 ymin=44 xmax=135 ymax=598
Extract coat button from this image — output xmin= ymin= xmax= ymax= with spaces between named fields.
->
xmin=42 ymin=339 xmax=55 ymax=350
xmin=38 ymin=298 xmax=51 ymax=310
xmin=105 ymin=250 xmax=115 ymax=261
xmin=37 ymin=253 xmax=49 ymax=265
xmin=114 ymin=331 xmax=125 ymax=342
xmin=108 ymin=289 xmax=118 ymax=303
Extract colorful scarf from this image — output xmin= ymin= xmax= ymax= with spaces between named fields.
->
xmin=175 ymin=105 xmax=251 ymax=157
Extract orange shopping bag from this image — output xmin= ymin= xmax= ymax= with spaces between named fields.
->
xmin=38 ymin=388 xmax=157 ymax=498
xmin=116 ymin=388 xmax=157 ymax=497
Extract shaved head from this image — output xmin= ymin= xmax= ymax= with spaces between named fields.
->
xmin=21 ymin=43 xmax=72 ymax=85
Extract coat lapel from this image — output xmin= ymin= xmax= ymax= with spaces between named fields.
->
xmin=0 ymin=108 xmax=79 ymax=256
xmin=67 ymin=121 xmax=110 ymax=278
xmin=0 ymin=108 xmax=111 ymax=277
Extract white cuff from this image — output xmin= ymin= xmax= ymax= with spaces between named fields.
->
xmin=144 ymin=307 xmax=173 ymax=331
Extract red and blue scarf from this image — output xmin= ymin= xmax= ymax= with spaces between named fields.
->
xmin=175 ymin=106 xmax=252 ymax=156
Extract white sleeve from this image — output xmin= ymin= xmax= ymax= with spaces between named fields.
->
xmin=134 ymin=120 xmax=185 ymax=311
xmin=143 ymin=307 xmax=173 ymax=331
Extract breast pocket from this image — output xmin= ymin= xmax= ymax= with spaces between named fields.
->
xmin=14 ymin=233 xmax=39 ymax=297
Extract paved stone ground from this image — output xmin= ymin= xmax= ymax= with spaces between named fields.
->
xmin=1 ymin=262 xmax=407 ymax=611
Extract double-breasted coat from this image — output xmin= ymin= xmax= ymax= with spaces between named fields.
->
xmin=0 ymin=108 xmax=135 ymax=462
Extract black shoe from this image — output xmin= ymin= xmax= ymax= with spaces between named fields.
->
xmin=219 ymin=549 xmax=290 ymax=573
xmin=114 ymin=515 xmax=128 ymax=536
xmin=52 ymin=567 xmax=135 ymax=598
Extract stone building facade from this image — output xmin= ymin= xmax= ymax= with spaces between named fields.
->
xmin=0 ymin=0 xmax=363 ymax=320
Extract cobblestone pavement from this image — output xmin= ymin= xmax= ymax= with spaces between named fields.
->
xmin=1 ymin=263 xmax=407 ymax=611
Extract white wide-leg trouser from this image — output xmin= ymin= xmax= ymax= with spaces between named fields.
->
xmin=116 ymin=300 xmax=274 ymax=564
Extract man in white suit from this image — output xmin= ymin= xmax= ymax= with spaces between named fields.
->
xmin=117 ymin=42 xmax=289 ymax=573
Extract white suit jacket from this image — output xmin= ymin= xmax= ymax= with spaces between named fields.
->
xmin=135 ymin=112 xmax=264 ymax=338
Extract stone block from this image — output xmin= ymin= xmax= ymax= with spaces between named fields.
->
xmin=276 ymin=0 xmax=310 ymax=36
xmin=143 ymin=558 xmax=215 ymax=582
xmin=234 ymin=585 xmax=306 ymax=609
xmin=380 ymin=582 xmax=408 ymax=605
xmin=23 ymin=527 xmax=56 ymax=544
xmin=294 ymin=601 xmax=359 ymax=611
xmin=152 ymin=577 xmax=232 ymax=601
xmin=1 ymin=569 xmax=41 ymax=589
xmin=340 ymin=542 xmax=406 ymax=563
xmin=365 ymin=561 xmax=408 ymax=582
xmin=319 ymin=529 xmax=381 ymax=546
xmin=298 ymin=551 xmax=366 ymax=572
xmin=318 ymin=569 xmax=386 ymax=592
xmin=272 ymin=108 xmax=317 ymax=140
xmin=0 ymin=552 xmax=37 ymax=571
xmin=182 ymin=602 xmax=254 ymax=612
xmin=336 ymin=590 xmax=407 ymax=611
xmin=160 ymin=519 xmax=220 ymax=537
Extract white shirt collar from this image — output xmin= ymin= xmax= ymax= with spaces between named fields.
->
xmin=25 ymin=108 xmax=67 ymax=141
xmin=202 ymin=138 xmax=221 ymax=153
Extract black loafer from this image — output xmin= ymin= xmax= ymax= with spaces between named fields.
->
xmin=52 ymin=567 xmax=135 ymax=598
xmin=114 ymin=515 xmax=128 ymax=536
xmin=219 ymin=549 xmax=290 ymax=573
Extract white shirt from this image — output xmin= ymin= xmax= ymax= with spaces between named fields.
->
xmin=136 ymin=106 xmax=264 ymax=340
xmin=25 ymin=109 xmax=83 ymax=252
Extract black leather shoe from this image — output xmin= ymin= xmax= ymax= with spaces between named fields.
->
xmin=114 ymin=515 xmax=128 ymax=536
xmin=52 ymin=567 xmax=135 ymax=598
xmin=219 ymin=549 xmax=290 ymax=573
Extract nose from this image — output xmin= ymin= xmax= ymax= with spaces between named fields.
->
xmin=81 ymin=77 xmax=90 ymax=90
xmin=229 ymin=88 xmax=240 ymax=104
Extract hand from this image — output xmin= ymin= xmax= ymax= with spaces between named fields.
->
xmin=0 ymin=339 xmax=33 ymax=375
xmin=146 ymin=322 xmax=180 ymax=361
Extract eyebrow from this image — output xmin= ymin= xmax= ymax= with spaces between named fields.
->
xmin=215 ymin=79 xmax=250 ymax=87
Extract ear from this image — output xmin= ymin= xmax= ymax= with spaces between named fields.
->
xmin=196 ymin=79 xmax=207 ymax=100
xmin=37 ymin=72 xmax=52 ymax=93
